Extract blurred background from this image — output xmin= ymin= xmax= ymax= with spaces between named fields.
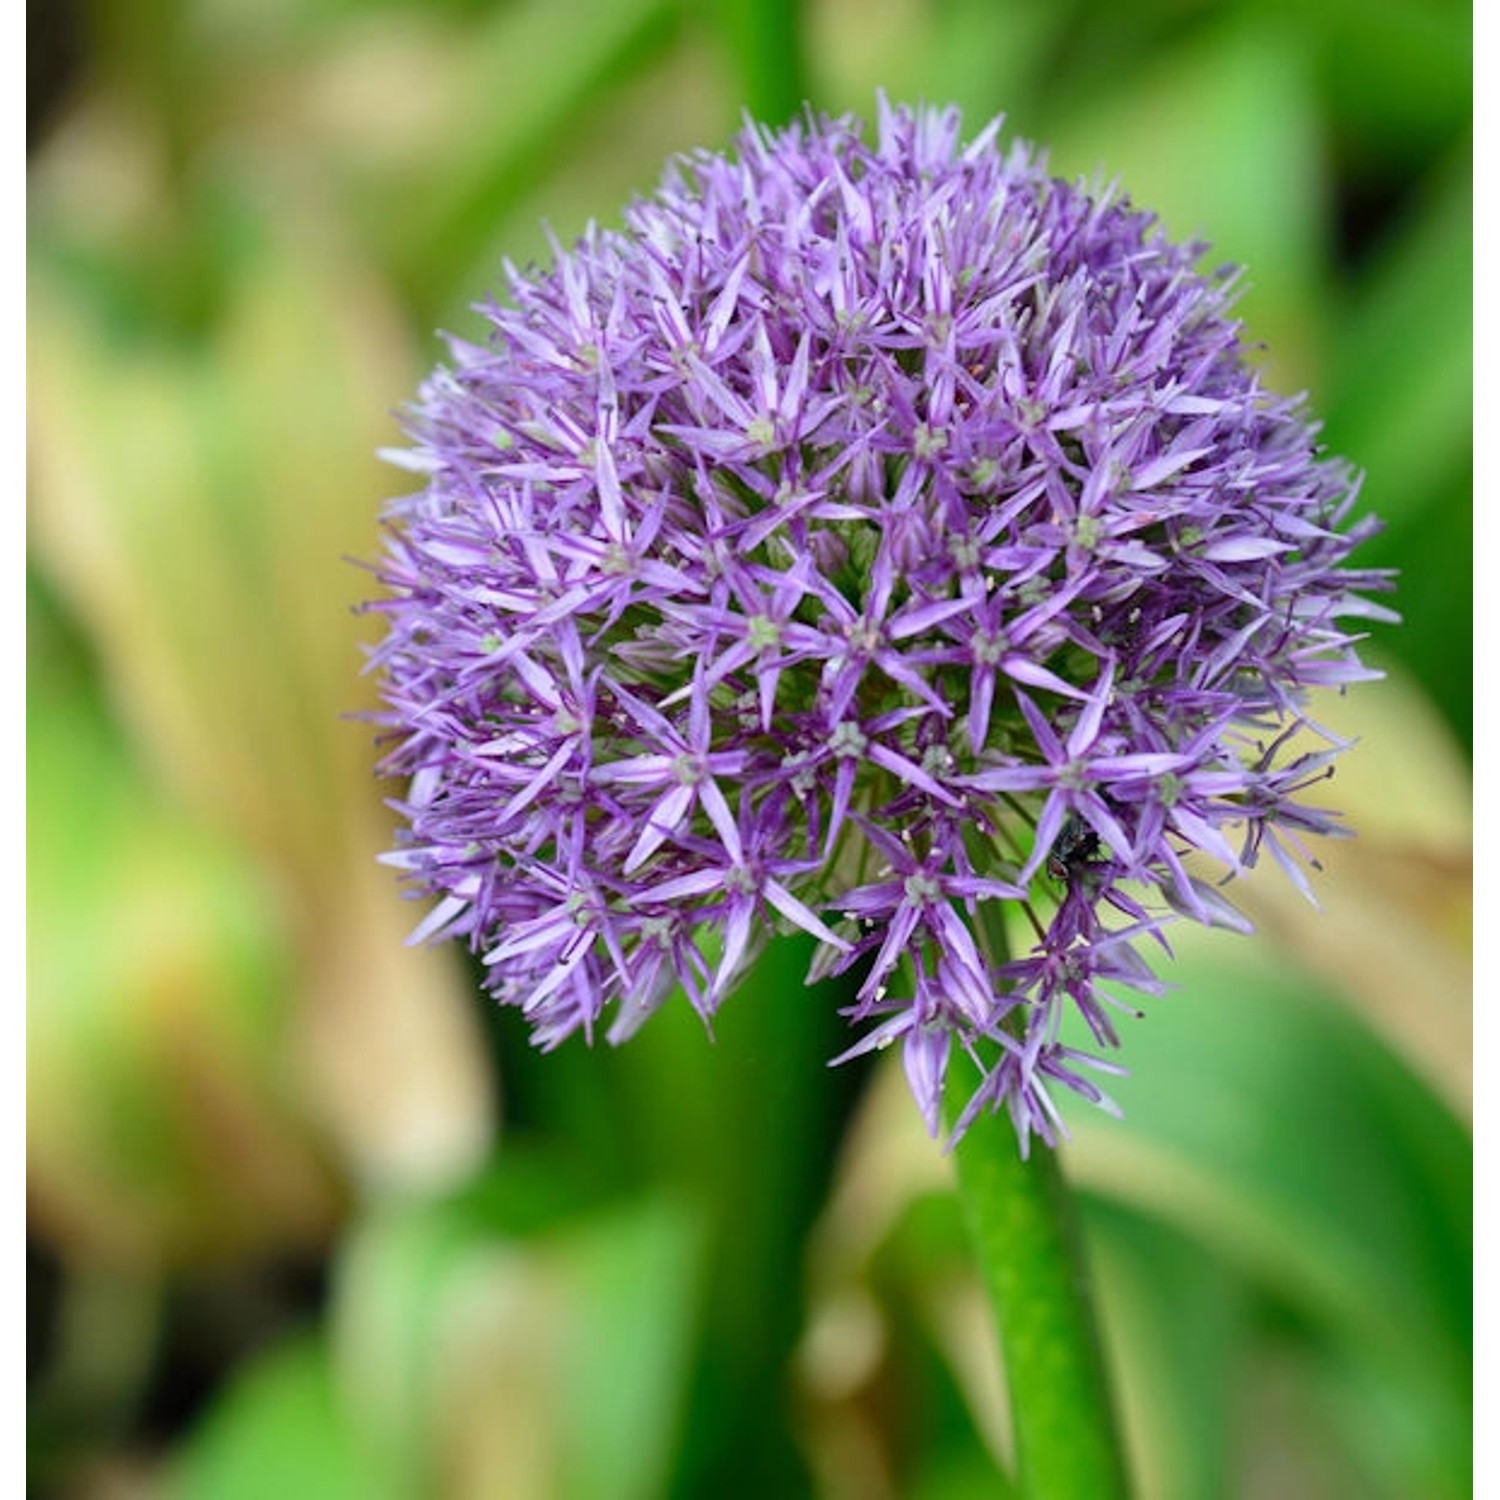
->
xmin=26 ymin=0 xmax=1471 ymax=1496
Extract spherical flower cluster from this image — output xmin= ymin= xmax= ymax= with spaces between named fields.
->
xmin=367 ymin=100 xmax=1392 ymax=1150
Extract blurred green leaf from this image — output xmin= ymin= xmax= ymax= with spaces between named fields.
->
xmin=174 ymin=1334 xmax=387 ymax=1500
xmin=29 ymin=201 xmax=408 ymax=895
xmin=28 ymin=607 xmax=341 ymax=1267
xmin=612 ymin=936 xmax=871 ymax=1497
xmin=330 ymin=1186 xmax=705 ymax=1500
xmin=1321 ymin=148 xmax=1471 ymax=748
xmin=1218 ymin=669 xmax=1472 ymax=1118
xmin=701 ymin=0 xmax=807 ymax=122
xmin=912 ymin=1449 xmax=1021 ymax=1500
xmin=320 ymin=1146 xmax=617 ymax=1489
xmin=1064 ymin=930 xmax=1470 ymax=1498
xmin=384 ymin=0 xmax=682 ymax=318
xmin=867 ymin=1189 xmax=1022 ymax=1497
xmin=1357 ymin=459 xmax=1470 ymax=754
xmin=1287 ymin=0 xmax=1471 ymax=163
xmin=1309 ymin=1334 xmax=1474 ymax=1500
xmin=29 ymin=191 xmax=495 ymax=1193
xmin=1323 ymin=147 xmax=1470 ymax=531
xmin=554 ymin=1198 xmax=704 ymax=1500
xmin=1081 ymin=1198 xmax=1248 ymax=1500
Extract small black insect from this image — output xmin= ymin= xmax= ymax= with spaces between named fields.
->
xmin=1045 ymin=813 xmax=1101 ymax=883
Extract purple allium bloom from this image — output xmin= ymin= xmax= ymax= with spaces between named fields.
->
xmin=366 ymin=100 xmax=1393 ymax=1152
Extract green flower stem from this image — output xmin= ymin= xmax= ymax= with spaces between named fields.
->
xmin=950 ymin=1109 xmax=1129 ymax=1499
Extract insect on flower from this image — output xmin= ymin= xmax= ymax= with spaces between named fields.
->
xmin=1045 ymin=814 xmax=1102 ymax=885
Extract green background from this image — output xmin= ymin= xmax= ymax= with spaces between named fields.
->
xmin=28 ymin=2 xmax=1470 ymax=1496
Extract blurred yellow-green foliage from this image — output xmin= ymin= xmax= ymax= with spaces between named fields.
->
xmin=27 ymin=1 xmax=1471 ymax=1497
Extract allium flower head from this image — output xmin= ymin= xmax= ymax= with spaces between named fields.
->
xmin=367 ymin=100 xmax=1393 ymax=1151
